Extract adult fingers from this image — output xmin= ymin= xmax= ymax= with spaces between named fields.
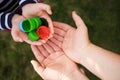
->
xmin=53 ymin=34 xmax=64 ymax=42
xmin=49 ymin=37 xmax=62 ymax=48
xmin=31 ymin=45 xmax=45 ymax=64
xmin=42 ymin=43 xmax=54 ymax=54
xmin=46 ymin=40 xmax=61 ymax=51
xmin=31 ymin=60 xmax=44 ymax=76
xmin=53 ymin=21 xmax=72 ymax=31
xmin=54 ymin=27 xmax=66 ymax=37
xmin=37 ymin=46 xmax=49 ymax=57
xmin=72 ymin=11 xmax=87 ymax=30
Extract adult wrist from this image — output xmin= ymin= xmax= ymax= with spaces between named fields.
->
xmin=73 ymin=42 xmax=93 ymax=64
xmin=62 ymin=69 xmax=89 ymax=80
xmin=78 ymin=43 xmax=96 ymax=65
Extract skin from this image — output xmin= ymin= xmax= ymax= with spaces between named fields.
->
xmin=11 ymin=3 xmax=53 ymax=45
xmin=30 ymin=40 xmax=89 ymax=80
xmin=51 ymin=11 xmax=120 ymax=80
xmin=11 ymin=14 xmax=25 ymax=42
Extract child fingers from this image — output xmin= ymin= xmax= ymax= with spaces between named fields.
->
xmin=11 ymin=28 xmax=24 ymax=42
xmin=25 ymin=38 xmax=47 ymax=45
xmin=25 ymin=40 xmax=42 ymax=45
xmin=37 ymin=3 xmax=52 ymax=15
xmin=38 ymin=12 xmax=54 ymax=35
xmin=45 ymin=14 xmax=54 ymax=35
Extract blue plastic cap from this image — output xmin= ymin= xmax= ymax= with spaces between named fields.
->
xmin=19 ymin=21 xmax=26 ymax=32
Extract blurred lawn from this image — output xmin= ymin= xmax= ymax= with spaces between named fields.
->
xmin=0 ymin=0 xmax=120 ymax=80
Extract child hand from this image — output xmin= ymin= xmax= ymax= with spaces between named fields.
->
xmin=22 ymin=3 xmax=52 ymax=17
xmin=22 ymin=3 xmax=54 ymax=45
xmin=11 ymin=14 xmax=49 ymax=45
xmin=23 ymin=11 xmax=53 ymax=45
xmin=11 ymin=14 xmax=27 ymax=42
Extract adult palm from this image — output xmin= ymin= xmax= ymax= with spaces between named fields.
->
xmin=30 ymin=40 xmax=88 ymax=80
xmin=52 ymin=11 xmax=91 ymax=63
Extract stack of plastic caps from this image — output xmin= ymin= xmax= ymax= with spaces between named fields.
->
xmin=19 ymin=17 xmax=50 ymax=41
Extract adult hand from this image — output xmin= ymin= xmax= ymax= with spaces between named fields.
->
xmin=51 ymin=11 xmax=91 ymax=63
xmin=52 ymin=11 xmax=120 ymax=80
xmin=30 ymin=40 xmax=88 ymax=80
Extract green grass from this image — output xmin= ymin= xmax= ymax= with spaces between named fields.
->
xmin=0 ymin=0 xmax=120 ymax=80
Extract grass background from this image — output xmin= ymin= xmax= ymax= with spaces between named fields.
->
xmin=0 ymin=0 xmax=120 ymax=80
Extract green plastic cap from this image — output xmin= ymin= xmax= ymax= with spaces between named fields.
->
xmin=21 ymin=17 xmax=42 ymax=32
xmin=28 ymin=30 xmax=39 ymax=41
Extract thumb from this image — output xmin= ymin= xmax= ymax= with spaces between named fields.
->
xmin=38 ymin=3 xmax=52 ymax=15
xmin=11 ymin=28 xmax=23 ymax=42
xmin=31 ymin=60 xmax=44 ymax=76
xmin=72 ymin=11 xmax=87 ymax=30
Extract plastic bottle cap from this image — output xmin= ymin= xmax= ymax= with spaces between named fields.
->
xmin=19 ymin=17 xmax=42 ymax=32
xmin=33 ymin=17 xmax=41 ymax=27
xmin=36 ymin=26 xmax=50 ymax=39
xmin=19 ymin=21 xmax=26 ymax=32
xmin=40 ymin=18 xmax=48 ymax=27
xmin=28 ymin=30 xmax=39 ymax=41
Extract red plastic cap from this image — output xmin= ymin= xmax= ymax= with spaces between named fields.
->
xmin=36 ymin=26 xmax=50 ymax=39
